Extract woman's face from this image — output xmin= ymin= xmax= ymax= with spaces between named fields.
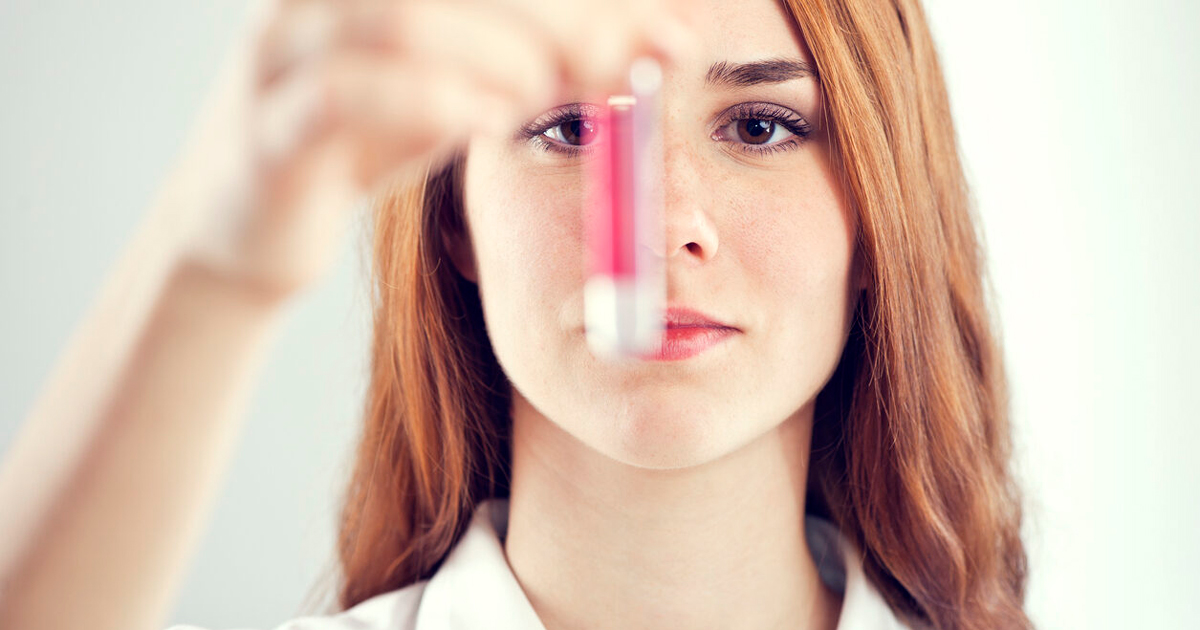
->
xmin=452 ymin=0 xmax=861 ymax=470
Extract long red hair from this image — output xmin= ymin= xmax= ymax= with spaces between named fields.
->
xmin=327 ymin=1 xmax=1033 ymax=628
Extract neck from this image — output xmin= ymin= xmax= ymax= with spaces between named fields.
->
xmin=503 ymin=392 xmax=843 ymax=630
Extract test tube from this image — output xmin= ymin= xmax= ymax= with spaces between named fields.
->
xmin=584 ymin=57 xmax=667 ymax=361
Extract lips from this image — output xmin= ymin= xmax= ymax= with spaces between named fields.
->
xmin=633 ymin=306 xmax=739 ymax=361
xmin=643 ymin=325 xmax=738 ymax=361
xmin=580 ymin=305 xmax=740 ymax=361
xmin=662 ymin=307 xmax=738 ymax=331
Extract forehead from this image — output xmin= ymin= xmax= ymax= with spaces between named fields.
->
xmin=689 ymin=0 xmax=813 ymax=66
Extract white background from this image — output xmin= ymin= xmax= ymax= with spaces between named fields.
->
xmin=2 ymin=1 xmax=1197 ymax=628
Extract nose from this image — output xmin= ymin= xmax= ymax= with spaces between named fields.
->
xmin=644 ymin=140 xmax=720 ymax=263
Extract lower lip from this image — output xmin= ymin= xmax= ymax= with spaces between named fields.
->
xmin=641 ymin=326 xmax=738 ymax=361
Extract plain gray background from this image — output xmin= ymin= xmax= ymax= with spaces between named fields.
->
xmin=2 ymin=1 xmax=1197 ymax=629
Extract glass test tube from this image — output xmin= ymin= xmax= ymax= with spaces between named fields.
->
xmin=583 ymin=58 xmax=667 ymax=361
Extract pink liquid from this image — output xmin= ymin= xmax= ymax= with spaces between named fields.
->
xmin=587 ymin=104 xmax=637 ymax=278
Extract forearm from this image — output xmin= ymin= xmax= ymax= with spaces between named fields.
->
xmin=0 ymin=215 xmax=290 ymax=630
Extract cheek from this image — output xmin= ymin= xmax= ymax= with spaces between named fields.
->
xmin=466 ymin=149 xmax=587 ymax=332
xmin=730 ymin=170 xmax=855 ymax=333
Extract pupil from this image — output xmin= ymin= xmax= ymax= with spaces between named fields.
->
xmin=740 ymin=119 xmax=773 ymax=144
xmin=564 ymin=119 xmax=595 ymax=145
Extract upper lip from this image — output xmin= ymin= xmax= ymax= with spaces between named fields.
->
xmin=664 ymin=307 xmax=738 ymax=330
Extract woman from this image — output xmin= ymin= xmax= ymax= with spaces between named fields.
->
xmin=0 ymin=0 xmax=1032 ymax=629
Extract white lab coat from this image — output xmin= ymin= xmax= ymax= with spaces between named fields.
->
xmin=169 ymin=498 xmax=917 ymax=630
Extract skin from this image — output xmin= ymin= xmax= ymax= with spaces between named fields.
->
xmin=447 ymin=0 xmax=865 ymax=628
xmin=6 ymin=0 xmax=874 ymax=628
xmin=0 ymin=1 xmax=696 ymax=627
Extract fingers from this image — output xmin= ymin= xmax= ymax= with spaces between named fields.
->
xmin=320 ymin=52 xmax=515 ymax=184
xmin=481 ymin=0 xmax=701 ymax=93
xmin=249 ymin=0 xmax=703 ymax=193
xmin=254 ymin=0 xmax=339 ymax=92
xmin=386 ymin=2 xmax=560 ymax=114
xmin=253 ymin=47 xmax=509 ymax=190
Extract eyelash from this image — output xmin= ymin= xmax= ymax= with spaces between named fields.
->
xmin=518 ymin=102 xmax=814 ymax=159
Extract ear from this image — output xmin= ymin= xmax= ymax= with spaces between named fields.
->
xmin=442 ymin=226 xmax=479 ymax=284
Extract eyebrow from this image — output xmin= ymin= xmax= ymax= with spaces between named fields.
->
xmin=704 ymin=57 xmax=818 ymax=89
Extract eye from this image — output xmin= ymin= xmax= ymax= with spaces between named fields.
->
xmin=518 ymin=101 xmax=813 ymax=158
xmin=543 ymin=118 xmax=599 ymax=147
xmin=518 ymin=103 xmax=602 ymax=158
xmin=713 ymin=102 xmax=814 ymax=156
xmin=730 ymin=118 xmax=791 ymax=145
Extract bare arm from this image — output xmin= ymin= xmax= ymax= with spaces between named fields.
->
xmin=0 ymin=211 xmax=291 ymax=629
xmin=0 ymin=0 xmax=695 ymax=627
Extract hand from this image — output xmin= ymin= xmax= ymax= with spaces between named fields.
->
xmin=161 ymin=0 xmax=699 ymax=302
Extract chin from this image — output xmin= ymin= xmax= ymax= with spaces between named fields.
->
xmin=593 ymin=403 xmax=736 ymax=471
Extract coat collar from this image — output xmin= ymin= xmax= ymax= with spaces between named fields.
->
xmin=414 ymin=499 xmax=546 ymax=629
xmin=414 ymin=498 xmax=913 ymax=630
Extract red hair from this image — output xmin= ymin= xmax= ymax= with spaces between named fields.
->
xmin=327 ymin=1 xmax=1033 ymax=628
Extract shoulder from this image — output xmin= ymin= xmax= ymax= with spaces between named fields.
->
xmin=165 ymin=580 xmax=429 ymax=630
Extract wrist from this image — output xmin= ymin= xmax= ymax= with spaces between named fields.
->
xmin=167 ymin=255 xmax=300 ymax=315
